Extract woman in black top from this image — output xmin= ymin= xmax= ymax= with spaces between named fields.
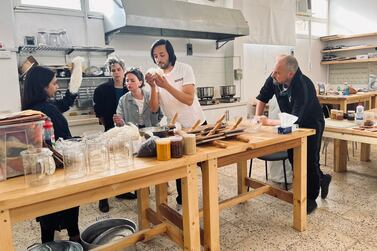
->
xmin=22 ymin=66 xmax=80 ymax=243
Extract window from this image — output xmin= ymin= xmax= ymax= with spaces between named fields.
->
xmin=296 ymin=0 xmax=328 ymax=37
xmin=20 ymin=0 xmax=82 ymax=10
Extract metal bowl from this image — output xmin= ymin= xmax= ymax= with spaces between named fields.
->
xmin=27 ymin=241 xmax=83 ymax=251
xmin=139 ymin=126 xmax=170 ymax=138
xmin=219 ymin=85 xmax=236 ymax=97
xmin=80 ymin=218 xmax=136 ymax=251
xmin=197 ymin=87 xmax=214 ymax=99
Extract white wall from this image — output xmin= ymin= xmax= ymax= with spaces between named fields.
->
xmin=327 ymin=0 xmax=377 ymax=88
xmin=0 ymin=0 xmax=21 ymax=113
xmin=329 ymin=0 xmax=377 ymax=34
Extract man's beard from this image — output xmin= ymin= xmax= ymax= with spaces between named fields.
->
xmin=158 ymin=62 xmax=170 ymax=69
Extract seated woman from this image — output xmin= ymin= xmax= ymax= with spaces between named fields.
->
xmin=21 ymin=66 xmax=81 ymax=243
xmin=113 ymin=68 xmax=163 ymax=128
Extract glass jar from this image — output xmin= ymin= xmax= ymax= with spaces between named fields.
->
xmin=330 ymin=109 xmax=337 ymax=120
xmin=58 ymin=29 xmax=71 ymax=47
xmin=86 ymin=139 xmax=109 ymax=174
xmin=335 ymin=110 xmax=344 ymax=120
xmin=48 ymin=30 xmax=60 ymax=47
xmin=21 ymin=148 xmax=55 ymax=186
xmin=183 ymin=134 xmax=196 ymax=155
xmin=107 ymin=134 xmax=134 ymax=169
xmin=37 ymin=29 xmax=49 ymax=46
xmin=347 ymin=110 xmax=355 ymax=121
xmin=63 ymin=144 xmax=87 ymax=179
xmin=170 ymin=136 xmax=183 ymax=158
xmin=363 ymin=111 xmax=375 ymax=127
xmin=156 ymin=138 xmax=171 ymax=161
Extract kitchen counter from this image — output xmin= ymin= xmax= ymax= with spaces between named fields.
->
xmin=201 ymin=101 xmax=248 ymax=110
xmin=65 ymin=114 xmax=98 ymax=126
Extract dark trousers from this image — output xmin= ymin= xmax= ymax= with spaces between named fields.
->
xmin=176 ymin=120 xmax=207 ymax=205
xmin=38 ymin=207 xmax=80 ymax=243
xmin=288 ymin=120 xmax=324 ymax=200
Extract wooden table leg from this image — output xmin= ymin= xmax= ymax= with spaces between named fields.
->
xmin=334 ymin=139 xmax=348 ymax=172
xmin=293 ymin=137 xmax=307 ymax=232
xmin=155 ymin=182 xmax=168 ymax=216
xmin=202 ymin=159 xmax=220 ymax=251
xmin=237 ymin=160 xmax=248 ymax=195
xmin=0 ymin=209 xmax=14 ymax=251
xmin=360 ymin=143 xmax=371 ymax=162
xmin=137 ymin=187 xmax=150 ymax=230
xmin=339 ymin=101 xmax=347 ymax=112
xmin=182 ymin=164 xmax=200 ymax=250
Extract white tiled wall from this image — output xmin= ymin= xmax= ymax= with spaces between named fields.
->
xmin=328 ymin=63 xmax=377 ymax=88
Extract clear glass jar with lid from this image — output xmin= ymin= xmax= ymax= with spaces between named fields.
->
xmin=48 ymin=30 xmax=60 ymax=47
xmin=37 ymin=28 xmax=49 ymax=46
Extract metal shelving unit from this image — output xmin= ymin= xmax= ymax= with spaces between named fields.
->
xmin=18 ymin=45 xmax=115 ymax=55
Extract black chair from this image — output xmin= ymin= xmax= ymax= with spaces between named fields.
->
xmin=248 ymin=151 xmax=290 ymax=191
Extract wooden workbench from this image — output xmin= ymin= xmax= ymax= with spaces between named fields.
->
xmin=317 ymin=92 xmax=375 ymax=112
xmin=0 ymin=154 xmax=208 ymax=251
xmin=0 ymin=127 xmax=314 ymax=251
xmin=147 ymin=127 xmax=314 ymax=250
xmin=324 ymin=115 xmax=377 ymax=172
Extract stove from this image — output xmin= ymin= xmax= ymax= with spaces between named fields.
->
xmin=199 ymin=98 xmax=219 ymax=106
xmin=217 ymin=97 xmax=240 ymax=103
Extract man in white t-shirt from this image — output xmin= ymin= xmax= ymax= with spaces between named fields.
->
xmin=146 ymin=39 xmax=206 ymax=208
xmin=146 ymin=39 xmax=206 ymax=128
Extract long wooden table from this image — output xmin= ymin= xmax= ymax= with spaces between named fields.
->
xmin=324 ymin=117 xmax=377 ymax=172
xmin=149 ymin=127 xmax=314 ymax=250
xmin=0 ymin=127 xmax=314 ymax=251
xmin=318 ymin=92 xmax=375 ymax=112
xmin=0 ymin=154 xmax=207 ymax=251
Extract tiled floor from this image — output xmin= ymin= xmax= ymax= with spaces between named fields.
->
xmin=13 ymin=142 xmax=377 ymax=250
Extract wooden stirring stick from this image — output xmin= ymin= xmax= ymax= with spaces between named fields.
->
xmin=230 ymin=117 xmax=243 ymax=130
xmin=215 ymin=113 xmax=226 ymax=125
xmin=207 ymin=121 xmax=222 ymax=136
xmin=190 ymin=119 xmax=201 ymax=131
xmin=170 ymin=112 xmax=178 ymax=125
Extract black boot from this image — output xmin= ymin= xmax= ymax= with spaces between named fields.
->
xmin=321 ymin=174 xmax=332 ymax=199
xmin=98 ymin=199 xmax=109 ymax=213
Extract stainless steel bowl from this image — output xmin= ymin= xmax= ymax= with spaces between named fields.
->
xmin=80 ymin=218 xmax=136 ymax=251
xmin=219 ymin=85 xmax=236 ymax=97
xmin=197 ymin=87 xmax=214 ymax=99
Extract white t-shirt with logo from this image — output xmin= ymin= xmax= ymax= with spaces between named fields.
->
xmin=158 ymin=61 xmax=205 ymax=128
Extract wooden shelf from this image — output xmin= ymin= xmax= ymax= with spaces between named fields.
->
xmin=321 ymin=45 xmax=377 ymax=53
xmin=321 ymin=58 xmax=377 ymax=65
xmin=320 ymin=32 xmax=377 ymax=42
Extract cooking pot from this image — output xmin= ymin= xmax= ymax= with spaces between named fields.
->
xmin=81 ymin=218 xmax=136 ymax=251
xmin=27 ymin=241 xmax=82 ymax=251
xmin=219 ymin=85 xmax=236 ymax=97
xmin=197 ymin=87 xmax=214 ymax=99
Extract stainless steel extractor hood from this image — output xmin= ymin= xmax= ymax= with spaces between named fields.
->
xmin=103 ymin=0 xmax=249 ymax=45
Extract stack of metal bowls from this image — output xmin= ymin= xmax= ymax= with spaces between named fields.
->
xmin=80 ymin=218 xmax=136 ymax=251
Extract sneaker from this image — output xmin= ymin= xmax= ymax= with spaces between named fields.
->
xmin=116 ymin=192 xmax=137 ymax=200
xmin=307 ymin=199 xmax=317 ymax=214
xmin=99 ymin=199 xmax=109 ymax=213
xmin=321 ymin=174 xmax=332 ymax=199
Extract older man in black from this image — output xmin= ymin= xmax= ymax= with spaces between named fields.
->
xmin=255 ymin=55 xmax=331 ymax=214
